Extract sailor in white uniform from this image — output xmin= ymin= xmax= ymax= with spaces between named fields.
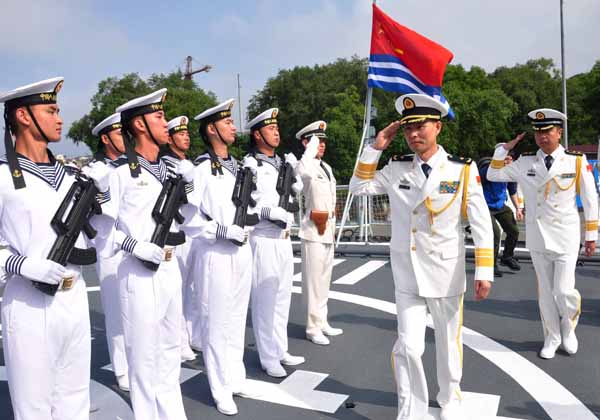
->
xmin=243 ymin=108 xmax=305 ymax=378
xmin=91 ymin=112 xmax=130 ymax=391
xmin=180 ymin=99 xmax=257 ymax=416
xmin=487 ymin=108 xmax=598 ymax=359
xmin=0 ymin=77 xmax=114 ymax=420
xmin=295 ymin=121 xmax=342 ymax=345
xmin=160 ymin=115 xmax=197 ymax=362
xmin=108 ymin=89 xmax=194 ymax=420
xmin=349 ymin=94 xmax=494 ymax=420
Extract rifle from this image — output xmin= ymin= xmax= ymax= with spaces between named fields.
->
xmin=40 ymin=174 xmax=102 ymax=296
xmin=140 ymin=175 xmax=188 ymax=271
xmin=273 ymin=161 xmax=300 ymax=229
xmin=231 ymin=167 xmax=259 ymax=246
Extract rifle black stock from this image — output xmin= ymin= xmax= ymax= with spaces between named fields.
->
xmin=41 ymin=175 xmax=102 ymax=296
xmin=140 ymin=175 xmax=188 ymax=271
xmin=231 ymin=167 xmax=259 ymax=246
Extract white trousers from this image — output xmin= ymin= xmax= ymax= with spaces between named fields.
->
xmin=97 ymin=253 xmax=128 ymax=377
xmin=184 ymin=242 xmax=203 ymax=350
xmin=176 ymin=240 xmax=196 ymax=352
xmin=2 ymin=276 xmax=90 ymax=420
xmin=119 ymin=256 xmax=187 ymax=420
xmin=530 ymin=250 xmax=581 ymax=345
xmin=196 ymin=240 xmax=252 ymax=405
xmin=250 ymin=234 xmax=294 ymax=369
xmin=301 ymin=239 xmax=334 ymax=336
xmin=391 ymin=252 xmax=463 ymax=420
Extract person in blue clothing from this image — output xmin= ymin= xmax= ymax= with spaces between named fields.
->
xmin=478 ymin=156 xmax=523 ymax=277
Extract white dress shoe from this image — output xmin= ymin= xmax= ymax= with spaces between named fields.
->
xmin=322 ymin=325 xmax=343 ymax=336
xmin=281 ymin=352 xmax=305 ymax=366
xmin=116 ymin=374 xmax=130 ymax=392
xmin=561 ymin=329 xmax=578 ymax=355
xmin=440 ymin=402 xmax=464 ymax=420
xmin=307 ymin=332 xmax=330 ymax=345
xmin=216 ymin=396 xmax=238 ymax=416
xmin=233 ymin=384 xmax=263 ymax=399
xmin=262 ymin=364 xmax=287 ymax=378
xmin=539 ymin=339 xmax=560 ymax=359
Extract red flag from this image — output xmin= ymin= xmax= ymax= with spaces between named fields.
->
xmin=370 ymin=4 xmax=453 ymax=87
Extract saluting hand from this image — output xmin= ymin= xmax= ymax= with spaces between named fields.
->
xmin=502 ymin=132 xmax=526 ymax=151
xmin=474 ymin=280 xmax=492 ymax=301
xmin=373 ymin=121 xmax=401 ymax=151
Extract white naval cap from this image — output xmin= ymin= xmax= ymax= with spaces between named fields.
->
xmin=395 ymin=93 xmax=449 ymax=125
xmin=296 ymin=120 xmax=327 ymax=140
xmin=116 ymin=88 xmax=167 ymax=123
xmin=167 ymin=116 xmax=189 ymax=135
xmin=92 ymin=112 xmax=122 ymax=136
xmin=0 ymin=77 xmax=64 ymax=107
xmin=528 ymin=108 xmax=567 ymax=130
xmin=245 ymin=108 xmax=279 ymax=131
xmin=194 ymin=98 xmax=235 ymax=123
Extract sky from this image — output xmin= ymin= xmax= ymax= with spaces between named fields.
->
xmin=2 ymin=0 xmax=599 ymax=157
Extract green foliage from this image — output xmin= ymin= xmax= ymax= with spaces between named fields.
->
xmin=68 ymin=71 xmax=217 ymax=158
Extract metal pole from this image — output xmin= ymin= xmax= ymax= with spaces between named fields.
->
xmin=237 ymin=74 xmax=243 ymax=129
xmin=560 ymin=0 xmax=569 ymax=148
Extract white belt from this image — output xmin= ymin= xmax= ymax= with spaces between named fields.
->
xmin=252 ymin=230 xmax=291 ymax=240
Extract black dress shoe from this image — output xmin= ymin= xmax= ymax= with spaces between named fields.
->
xmin=494 ymin=267 xmax=504 ymax=277
xmin=500 ymin=256 xmax=521 ymax=271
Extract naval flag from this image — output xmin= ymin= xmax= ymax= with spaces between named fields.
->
xmin=368 ymin=4 xmax=455 ymax=118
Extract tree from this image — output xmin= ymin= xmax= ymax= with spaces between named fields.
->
xmin=68 ymin=71 xmax=217 ymax=158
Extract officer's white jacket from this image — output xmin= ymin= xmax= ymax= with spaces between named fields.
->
xmin=349 ymin=145 xmax=494 ymax=297
xmin=0 ymin=155 xmax=115 ymax=279
xmin=244 ymin=153 xmax=294 ymax=233
xmin=296 ymin=154 xmax=336 ymax=244
xmin=487 ymin=144 xmax=598 ymax=254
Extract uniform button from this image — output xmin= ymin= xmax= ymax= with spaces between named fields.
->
xmin=554 ymin=204 xmax=558 ymax=208
xmin=413 ymin=210 xmax=417 ymax=215
xmin=411 ymin=246 xmax=417 ymax=251
xmin=412 ymin=228 xmax=417 ymax=233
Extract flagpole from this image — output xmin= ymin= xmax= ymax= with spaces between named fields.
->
xmin=560 ymin=0 xmax=568 ymax=148
xmin=336 ymin=0 xmax=376 ymax=246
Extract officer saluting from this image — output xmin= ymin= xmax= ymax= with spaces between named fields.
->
xmin=296 ymin=121 xmax=343 ymax=346
xmin=0 ymin=78 xmax=114 ymax=419
xmin=349 ymin=94 xmax=494 ymax=420
xmin=110 ymin=89 xmax=193 ymax=419
xmin=91 ymin=113 xmax=130 ymax=391
xmin=487 ymin=108 xmax=598 ymax=359
xmin=243 ymin=108 xmax=306 ymax=378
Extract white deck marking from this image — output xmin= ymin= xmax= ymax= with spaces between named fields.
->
xmin=333 ymin=260 xmax=388 ymax=285
xmin=290 ymin=286 xmax=598 ymax=420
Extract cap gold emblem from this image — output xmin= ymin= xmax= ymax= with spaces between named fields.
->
xmin=536 ymin=111 xmax=545 ymax=120
xmin=403 ymin=98 xmax=415 ymax=109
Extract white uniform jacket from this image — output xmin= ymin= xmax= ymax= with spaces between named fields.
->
xmin=487 ymin=145 xmax=598 ymax=254
xmin=349 ymin=145 xmax=494 ymax=298
xmin=296 ymin=155 xmax=336 ymax=244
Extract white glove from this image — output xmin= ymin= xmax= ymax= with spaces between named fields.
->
xmin=175 ymin=159 xmax=195 ymax=183
xmin=302 ymin=135 xmax=320 ymax=160
xmin=291 ymin=176 xmax=303 ymax=194
xmin=82 ymin=161 xmax=111 ymax=193
xmin=284 ymin=153 xmax=299 ymax=169
xmin=242 ymin=156 xmax=259 ymax=173
xmin=132 ymin=241 xmax=164 ymax=264
xmin=20 ymin=257 xmax=66 ymax=285
xmin=262 ymin=207 xmax=288 ymax=223
xmin=216 ymin=224 xmax=247 ymax=243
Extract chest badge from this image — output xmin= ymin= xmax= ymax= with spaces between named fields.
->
xmin=439 ymin=181 xmax=459 ymax=194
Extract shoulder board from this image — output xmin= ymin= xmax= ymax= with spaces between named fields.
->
xmin=391 ymin=154 xmax=414 ymax=162
xmin=520 ymin=151 xmax=536 ymax=156
xmin=111 ymin=156 xmax=130 ymax=168
xmin=565 ymin=150 xmax=583 ymax=156
xmin=447 ymin=155 xmax=472 ymax=165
